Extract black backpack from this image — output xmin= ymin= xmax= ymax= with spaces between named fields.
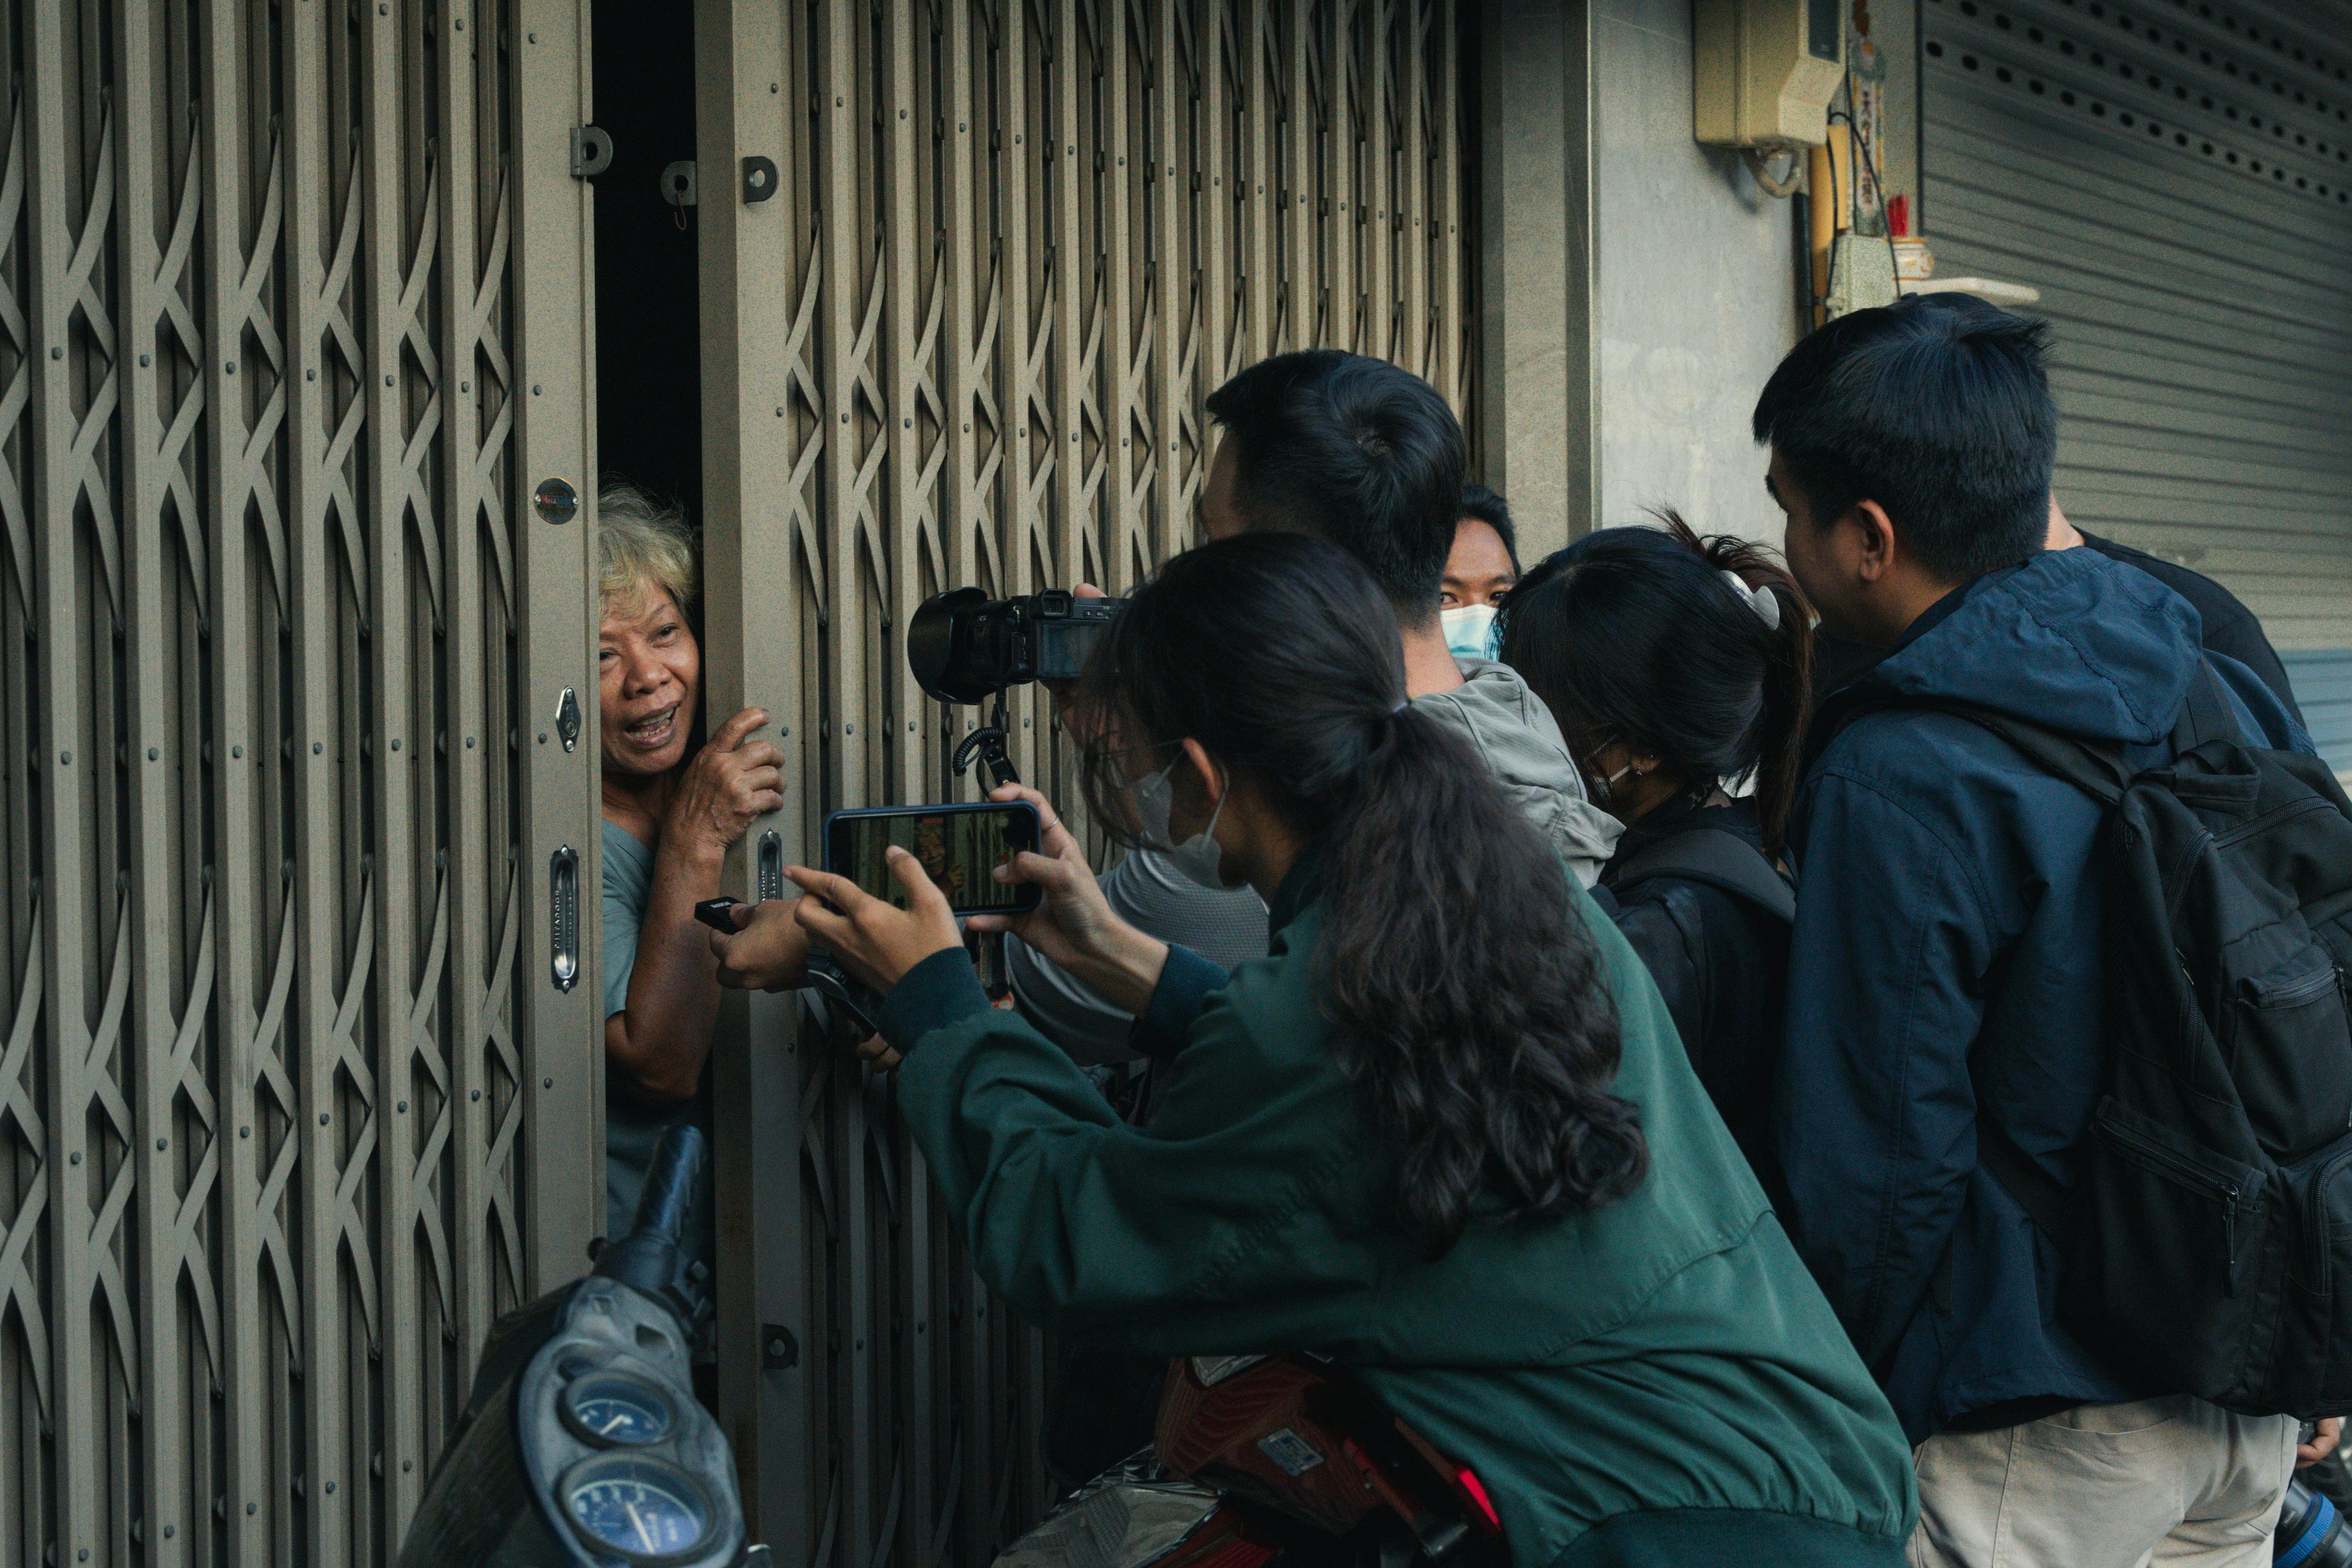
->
xmin=1607 ymin=825 xmax=1797 ymax=924
xmin=1879 ymin=665 xmax=2352 ymax=1418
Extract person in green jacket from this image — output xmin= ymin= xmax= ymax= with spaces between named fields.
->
xmin=778 ymin=533 xmax=1918 ymax=1566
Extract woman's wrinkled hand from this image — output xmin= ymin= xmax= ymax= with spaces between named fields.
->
xmin=786 ymin=849 xmax=962 ymax=996
xmin=667 ymin=707 xmax=785 ymax=859
xmin=708 ymin=898 xmax=811 ymax=991
xmin=965 ymin=785 xmax=1167 ymax=1015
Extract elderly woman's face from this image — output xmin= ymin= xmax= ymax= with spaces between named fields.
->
xmin=599 ymin=585 xmax=701 ymax=778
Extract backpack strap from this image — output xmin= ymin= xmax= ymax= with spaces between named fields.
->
xmin=1828 ymin=696 xmax=2133 ymax=807
xmin=1977 ymin=1119 xmax=2073 ymax=1250
xmin=1607 ymin=826 xmax=1797 ymax=923
xmin=2170 ymin=660 xmax=2245 ymax=755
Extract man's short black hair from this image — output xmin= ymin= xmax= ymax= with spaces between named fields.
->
xmin=1751 ymin=294 xmax=2055 ymax=583
xmin=1205 ymin=350 xmax=1466 ymax=622
xmin=1458 ymin=482 xmax=1518 ymax=569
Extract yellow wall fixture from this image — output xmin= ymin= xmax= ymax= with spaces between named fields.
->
xmin=1694 ymin=0 xmax=1847 ymax=149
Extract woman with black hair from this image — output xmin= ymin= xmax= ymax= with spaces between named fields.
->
xmin=1499 ymin=515 xmax=1814 ymax=1199
xmin=786 ymin=533 xmax=1913 ymax=1564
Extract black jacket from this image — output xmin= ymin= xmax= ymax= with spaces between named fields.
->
xmin=1592 ymin=796 xmax=1790 ymax=1208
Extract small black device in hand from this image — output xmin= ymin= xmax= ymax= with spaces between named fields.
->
xmin=693 ymin=897 xmax=742 ymax=934
xmin=906 ymin=587 xmax=1122 ymax=704
xmin=823 ymin=800 xmax=1043 ymax=917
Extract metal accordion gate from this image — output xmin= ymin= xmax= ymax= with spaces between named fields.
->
xmin=0 ymin=4 xmax=601 ymax=1568
xmin=690 ymin=0 xmax=1476 ymax=1563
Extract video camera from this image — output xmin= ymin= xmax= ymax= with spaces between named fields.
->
xmin=907 ymin=588 xmax=1123 ymax=788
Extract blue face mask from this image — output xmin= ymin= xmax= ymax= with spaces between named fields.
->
xmin=1440 ymin=604 xmax=1500 ymax=663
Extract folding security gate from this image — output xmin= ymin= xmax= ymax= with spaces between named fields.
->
xmin=690 ymin=0 xmax=1476 ymax=1558
xmin=1918 ymin=0 xmax=2352 ymax=766
xmin=0 ymin=4 xmax=602 ymax=1566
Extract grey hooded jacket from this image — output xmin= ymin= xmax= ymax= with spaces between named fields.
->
xmin=1007 ymin=657 xmax=1621 ymax=1064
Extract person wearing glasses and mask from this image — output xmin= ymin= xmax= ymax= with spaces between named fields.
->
xmin=1501 ymin=514 xmax=1815 ymax=1203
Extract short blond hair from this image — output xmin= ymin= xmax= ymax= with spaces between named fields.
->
xmin=598 ymin=482 xmax=699 ymax=618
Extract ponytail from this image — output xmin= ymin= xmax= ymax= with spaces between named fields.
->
xmin=1079 ymin=534 xmax=1646 ymax=1253
xmin=1322 ymin=706 xmax=1645 ymax=1250
xmin=1499 ymin=510 xmax=1817 ymax=856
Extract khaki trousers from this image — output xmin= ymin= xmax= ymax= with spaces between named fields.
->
xmin=1908 ymin=1396 xmax=2299 ymax=1568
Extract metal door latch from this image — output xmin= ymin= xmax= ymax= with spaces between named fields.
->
xmin=661 ymin=160 xmax=698 ymax=208
xmin=742 ymin=156 xmax=778 ymax=203
xmin=550 ymin=845 xmax=581 ymax=993
xmin=554 ymin=687 xmax=582 ymax=754
xmin=571 ymin=125 xmax=612 ymax=178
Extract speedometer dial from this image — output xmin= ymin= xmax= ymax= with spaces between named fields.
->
xmin=560 ymin=1373 xmax=677 ymax=1448
xmin=558 ymin=1455 xmax=714 ymax=1564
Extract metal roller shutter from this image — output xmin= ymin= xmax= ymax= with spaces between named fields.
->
xmin=1919 ymin=0 xmax=2352 ymax=768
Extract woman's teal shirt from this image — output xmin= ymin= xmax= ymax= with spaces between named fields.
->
xmin=874 ymin=861 xmax=1917 ymax=1566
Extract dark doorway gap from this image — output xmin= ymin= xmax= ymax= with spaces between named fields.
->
xmin=593 ymin=0 xmax=702 ymax=524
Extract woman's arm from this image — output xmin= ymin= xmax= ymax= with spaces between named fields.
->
xmin=607 ymin=708 xmax=783 ymax=1105
xmin=795 ymin=852 xmax=1358 ymax=1348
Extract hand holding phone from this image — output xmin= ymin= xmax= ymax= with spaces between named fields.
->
xmin=822 ymin=801 xmax=1043 ymax=917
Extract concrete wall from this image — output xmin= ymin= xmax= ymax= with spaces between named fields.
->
xmin=1480 ymin=1 xmax=1922 ymax=554
xmin=1591 ymin=0 xmax=1805 ymax=547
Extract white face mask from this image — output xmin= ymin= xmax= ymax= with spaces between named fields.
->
xmin=1130 ymin=756 xmax=1230 ymax=889
xmin=1439 ymin=603 xmax=1500 ymax=663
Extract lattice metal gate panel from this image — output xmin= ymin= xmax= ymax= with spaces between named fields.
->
xmin=691 ymin=0 xmax=1476 ymax=1561
xmin=0 ymin=3 xmax=602 ymax=1567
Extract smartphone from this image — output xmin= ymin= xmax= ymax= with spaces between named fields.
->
xmin=822 ymin=801 xmax=1044 ymax=916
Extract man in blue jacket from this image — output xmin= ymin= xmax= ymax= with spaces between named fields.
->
xmin=1757 ymin=296 xmax=2324 ymax=1566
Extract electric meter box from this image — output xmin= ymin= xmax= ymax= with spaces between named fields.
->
xmin=1694 ymin=0 xmax=1846 ymax=149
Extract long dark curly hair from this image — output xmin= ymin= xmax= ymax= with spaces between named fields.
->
xmin=1075 ymin=533 xmax=1646 ymax=1253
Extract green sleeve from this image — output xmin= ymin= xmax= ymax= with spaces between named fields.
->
xmin=890 ymin=957 xmax=1373 ymax=1351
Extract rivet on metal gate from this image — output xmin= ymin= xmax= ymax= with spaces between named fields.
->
xmin=312 ymin=741 xmax=323 ymax=754
xmin=157 ymin=1139 xmax=166 ymax=1151
xmin=390 ymin=738 xmax=402 ymax=751
xmin=59 ymin=751 xmax=69 ymax=765
xmin=162 ymin=1529 xmax=174 ymax=1540
xmin=538 ymin=732 xmax=548 ymax=744
xmin=69 ymin=1153 xmax=80 ymax=1165
xmin=320 ymin=1113 xmax=330 ymax=1125
xmin=465 ymin=736 xmax=476 ymax=748
xmin=225 ymin=360 xmax=236 ymax=374
xmin=453 ymin=15 xmax=462 ymax=29
xmin=404 ymin=1460 xmax=414 ymax=1473
xmin=908 ymin=720 xmax=917 ymax=732
xmin=232 ymin=744 xmax=243 ymax=758
xmin=240 ymin=1126 xmax=250 ymax=1138
xmin=532 ymin=383 xmax=543 ymax=395
xmin=472 ymin=1089 xmax=481 ymax=1101
xmin=544 ymin=1077 xmax=553 ymax=1089
xmin=397 ymin=1101 xmax=407 ymax=1113
xmin=307 ymin=368 xmax=316 ymax=380
xmin=771 ymin=83 xmax=779 ymax=93
xmin=48 ymin=346 xmax=60 ymax=359
xmin=460 ymin=380 xmax=470 ymax=393
xmin=903 ymin=417 xmax=912 ymax=428
xmin=139 ymin=353 xmax=151 ymax=367
xmin=324 ymin=1482 xmax=335 ymax=1494
xmin=776 ymin=407 xmax=786 ymax=417
xmin=247 ymin=1504 xmax=257 ymax=1516
xmin=528 ymin=32 xmax=537 ymax=43
xmin=384 ymin=373 xmax=394 ymax=385
xmin=534 ymin=476 xmax=579 ymax=523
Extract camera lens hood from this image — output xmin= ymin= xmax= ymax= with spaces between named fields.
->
xmin=908 ymin=586 xmax=998 ymax=704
